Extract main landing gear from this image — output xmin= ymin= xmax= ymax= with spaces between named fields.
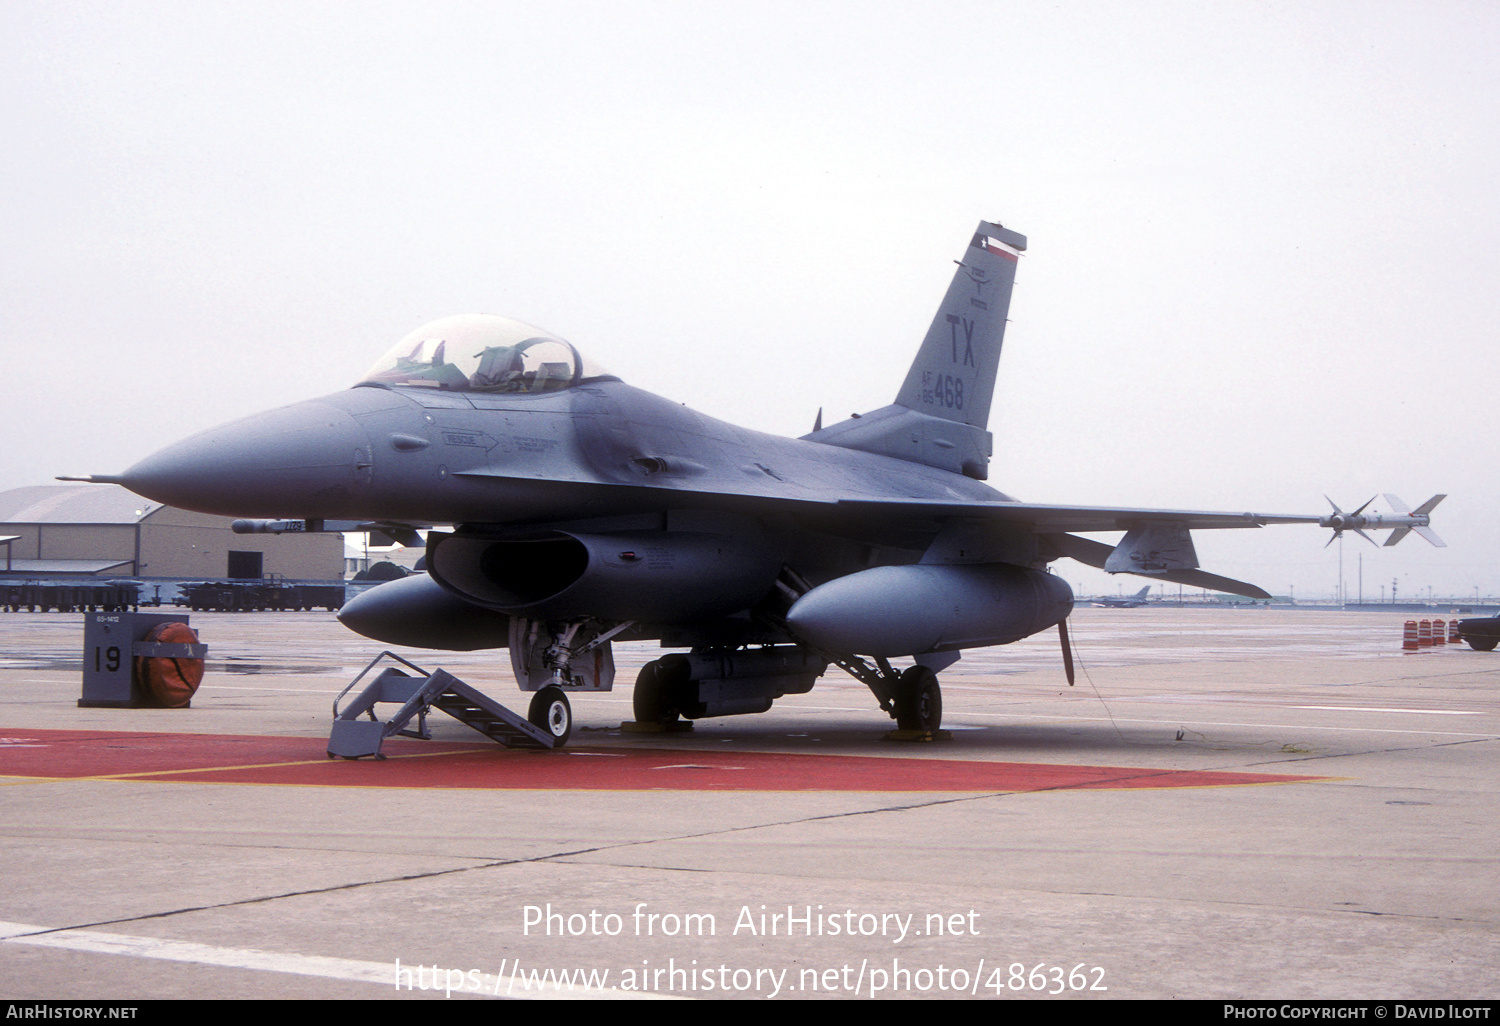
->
xmin=630 ymin=648 xmax=824 ymax=727
xmin=632 ymin=659 xmax=683 ymax=727
xmin=629 ymin=647 xmax=948 ymax=737
xmin=891 ymin=664 xmax=942 ymax=733
xmin=834 ymin=656 xmax=944 ymax=735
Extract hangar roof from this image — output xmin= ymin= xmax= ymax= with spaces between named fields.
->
xmin=4 ymin=559 xmax=135 ymax=574
xmin=0 ymin=485 xmax=161 ymax=525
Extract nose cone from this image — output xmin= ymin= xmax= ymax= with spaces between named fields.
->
xmin=120 ymin=397 xmax=372 ymax=517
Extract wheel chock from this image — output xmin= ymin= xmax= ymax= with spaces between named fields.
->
xmin=882 ymin=728 xmax=953 ymax=743
xmin=620 ymin=720 xmax=696 ymax=733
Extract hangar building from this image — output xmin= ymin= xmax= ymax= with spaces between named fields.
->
xmin=0 ymin=484 xmax=343 ymax=581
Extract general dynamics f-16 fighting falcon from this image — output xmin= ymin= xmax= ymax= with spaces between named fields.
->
xmin=1090 ymin=585 xmax=1155 ymax=608
xmin=76 ymin=221 xmax=1446 ymax=746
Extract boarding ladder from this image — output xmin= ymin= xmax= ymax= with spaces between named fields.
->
xmin=327 ymin=652 xmax=556 ymax=759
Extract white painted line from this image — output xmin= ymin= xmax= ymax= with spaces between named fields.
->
xmin=0 ymin=920 xmax=671 ymax=1000
xmin=201 ymin=685 xmax=341 ymax=693
xmin=1 ymin=920 xmax=390 ymax=985
xmin=945 ymin=711 xmax=1497 ymax=738
xmin=1292 ymin=706 xmax=1481 ymax=715
xmin=783 ymin=702 xmax=1497 ymax=737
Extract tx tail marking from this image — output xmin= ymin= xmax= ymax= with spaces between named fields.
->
xmin=947 ymin=315 xmax=977 ymax=366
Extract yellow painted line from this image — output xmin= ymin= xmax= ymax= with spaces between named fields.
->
xmin=0 ymin=744 xmax=491 ymax=785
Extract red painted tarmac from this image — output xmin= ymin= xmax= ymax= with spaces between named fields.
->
xmin=0 ymin=729 xmax=1327 ymax=791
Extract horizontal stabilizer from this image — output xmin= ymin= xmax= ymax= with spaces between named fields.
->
xmin=1139 ymin=567 xmax=1271 ymax=601
xmin=1103 ymin=522 xmax=1199 ymax=573
xmin=1046 ymin=533 xmax=1271 ymax=600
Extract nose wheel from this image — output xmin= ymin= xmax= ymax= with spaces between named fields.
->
xmin=528 ymin=686 xmax=573 ymax=745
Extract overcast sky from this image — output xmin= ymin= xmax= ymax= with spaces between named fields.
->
xmin=3 ymin=1 xmax=1496 ymax=600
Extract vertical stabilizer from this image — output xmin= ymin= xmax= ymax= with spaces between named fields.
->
xmin=894 ymin=221 xmax=1025 ymax=429
xmin=803 ymin=221 xmax=1025 ymax=480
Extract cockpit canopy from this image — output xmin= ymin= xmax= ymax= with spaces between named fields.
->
xmin=358 ymin=314 xmax=613 ymax=394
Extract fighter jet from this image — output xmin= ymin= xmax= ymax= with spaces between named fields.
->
xmin=1090 ymin=585 xmax=1155 ymax=608
xmin=80 ymin=221 xmax=1445 ymax=745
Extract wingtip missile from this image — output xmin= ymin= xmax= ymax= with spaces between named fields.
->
xmin=1321 ymin=494 xmax=1445 ymax=547
xmin=1323 ymin=496 xmax=1379 ymax=547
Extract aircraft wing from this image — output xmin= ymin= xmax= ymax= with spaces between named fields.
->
xmin=828 ymin=498 xmax=1322 ymax=533
xmin=827 ymin=499 xmax=1312 ymax=599
xmin=454 ymin=466 xmax=1321 ymax=531
xmin=452 ymin=468 xmax=1306 ymax=598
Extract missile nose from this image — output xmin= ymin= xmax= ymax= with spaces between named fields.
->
xmin=119 ymin=398 xmax=372 ymax=518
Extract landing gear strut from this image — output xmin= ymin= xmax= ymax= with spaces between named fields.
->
xmin=825 ymin=653 xmax=945 ymax=735
xmin=509 ymin=617 xmax=630 ymax=691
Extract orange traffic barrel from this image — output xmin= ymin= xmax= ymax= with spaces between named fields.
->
xmin=1403 ymin=621 xmax=1419 ymax=651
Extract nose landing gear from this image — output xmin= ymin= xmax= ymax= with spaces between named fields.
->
xmin=527 ymin=686 xmax=573 ymax=745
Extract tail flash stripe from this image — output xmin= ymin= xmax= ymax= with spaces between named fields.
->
xmin=972 ymin=233 xmax=1020 ymax=261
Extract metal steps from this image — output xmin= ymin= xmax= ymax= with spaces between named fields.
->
xmin=328 ymin=653 xmax=556 ymax=759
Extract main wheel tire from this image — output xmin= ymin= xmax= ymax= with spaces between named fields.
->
xmin=1468 ymin=637 xmax=1498 ymax=652
xmin=893 ymin=664 xmax=942 ymax=732
xmin=528 ymin=686 xmax=573 ymax=745
xmin=633 ymin=660 xmax=682 ymax=724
